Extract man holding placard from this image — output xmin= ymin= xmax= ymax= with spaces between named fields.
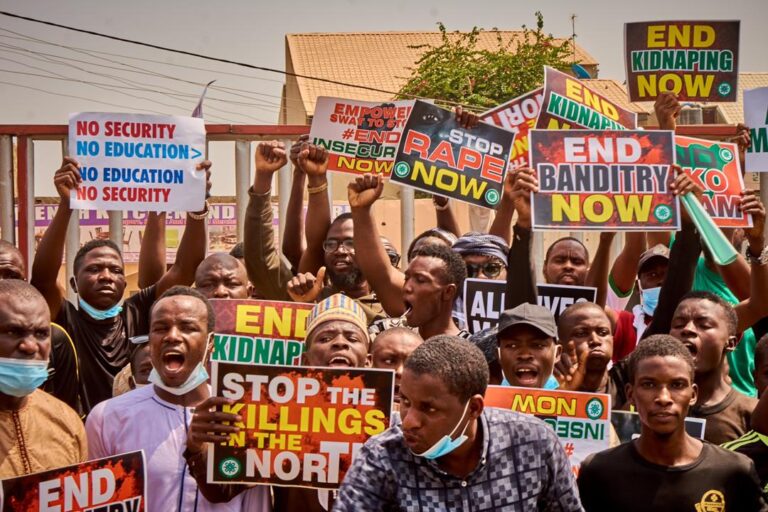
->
xmin=31 ymin=155 xmax=211 ymax=414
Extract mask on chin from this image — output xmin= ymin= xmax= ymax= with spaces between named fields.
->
xmin=412 ymin=400 xmax=471 ymax=460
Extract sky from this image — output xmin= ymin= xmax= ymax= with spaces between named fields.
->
xmin=0 ymin=0 xmax=765 ymax=195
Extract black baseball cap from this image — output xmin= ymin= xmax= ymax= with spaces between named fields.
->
xmin=638 ymin=244 xmax=670 ymax=274
xmin=497 ymin=303 xmax=557 ymax=340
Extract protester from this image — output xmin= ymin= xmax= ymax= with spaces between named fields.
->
xmin=452 ymin=232 xmax=509 ymax=281
xmin=86 ymin=286 xmax=271 ymax=510
xmin=578 ymin=335 xmax=767 ymax=511
xmin=0 ymin=241 xmax=80 ymax=412
xmin=497 ymin=303 xmax=561 ymax=389
xmin=0 ymin=279 xmax=87 ymax=477
xmin=195 ymin=253 xmax=253 ymax=300
xmin=371 ymin=326 xmax=423 ymax=404
xmin=334 ymin=335 xmax=582 ymax=511
xmin=30 ymin=157 xmax=210 ymax=414
xmin=112 ymin=335 xmax=152 ymax=396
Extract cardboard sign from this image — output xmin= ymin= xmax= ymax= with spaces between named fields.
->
xmin=485 ymin=386 xmax=610 ymax=475
xmin=536 ymin=67 xmax=637 ymax=131
xmin=745 ymin=87 xmax=768 ymax=172
xmin=625 ymin=21 xmax=740 ymax=102
xmin=208 ymin=363 xmax=394 ymax=489
xmin=676 ymin=136 xmax=751 ymax=228
xmin=310 ymin=97 xmax=417 ymax=178
xmin=482 ymin=88 xmax=544 ymax=169
xmin=529 ymin=129 xmax=678 ymax=231
xmin=210 ymin=300 xmax=314 ymax=366
xmin=611 ymin=411 xmax=706 ymax=442
xmin=69 ymin=113 xmax=206 ymax=212
xmin=391 ymin=100 xmax=514 ymax=209
xmin=462 ymin=278 xmax=596 ymax=334
xmin=0 ymin=451 xmax=145 ymax=512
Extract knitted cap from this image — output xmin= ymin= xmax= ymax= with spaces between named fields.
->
xmin=306 ymin=293 xmax=369 ymax=342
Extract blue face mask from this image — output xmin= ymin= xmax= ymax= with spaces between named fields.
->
xmin=413 ymin=400 xmax=471 ymax=460
xmin=0 ymin=357 xmax=50 ymax=397
xmin=78 ymin=298 xmax=123 ymax=320
xmin=639 ymin=285 xmax=661 ymax=317
xmin=148 ymin=340 xmax=211 ymax=396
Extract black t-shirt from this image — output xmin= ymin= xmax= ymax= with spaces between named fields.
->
xmin=54 ymin=286 xmax=156 ymax=414
xmin=578 ymin=440 xmax=767 ymax=512
xmin=723 ymin=430 xmax=768 ymax=499
xmin=43 ymin=322 xmax=82 ymax=415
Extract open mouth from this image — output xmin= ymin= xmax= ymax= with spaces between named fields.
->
xmin=327 ymin=355 xmax=352 ymax=367
xmin=682 ymin=341 xmax=698 ymax=357
xmin=162 ymin=351 xmax=186 ymax=373
xmin=403 ymin=303 xmax=413 ymax=320
xmin=333 ymin=259 xmax=352 ymax=271
xmin=513 ymin=367 xmax=539 ymax=386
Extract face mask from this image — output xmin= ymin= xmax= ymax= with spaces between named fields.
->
xmin=412 ymin=400 xmax=471 ymax=460
xmin=78 ymin=298 xmax=123 ymax=320
xmin=639 ymin=284 xmax=661 ymax=317
xmin=148 ymin=339 xmax=211 ymax=396
xmin=0 ymin=357 xmax=50 ymax=397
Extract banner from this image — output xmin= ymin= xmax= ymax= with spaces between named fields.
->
xmin=208 ymin=363 xmax=394 ymax=489
xmin=624 ymin=21 xmax=740 ymax=102
xmin=0 ymin=451 xmax=145 ymax=512
xmin=536 ymin=67 xmax=637 ymax=131
xmin=676 ymin=136 xmax=751 ymax=228
xmin=310 ymin=97 xmax=417 ymax=178
xmin=611 ymin=411 xmax=706 ymax=442
xmin=68 ymin=113 xmax=206 ymax=212
xmin=462 ymin=278 xmax=596 ymax=334
xmin=210 ymin=299 xmax=314 ymax=366
xmin=485 ymin=386 xmax=610 ymax=475
xmin=391 ymin=100 xmax=514 ymax=209
xmin=745 ymin=87 xmax=768 ymax=172
xmin=529 ymin=129 xmax=678 ymax=231
xmin=482 ymin=88 xmax=544 ymax=169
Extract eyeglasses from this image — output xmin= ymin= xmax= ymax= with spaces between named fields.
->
xmin=323 ymin=238 xmax=355 ymax=253
xmin=386 ymin=251 xmax=401 ymax=267
xmin=466 ymin=262 xmax=505 ymax=279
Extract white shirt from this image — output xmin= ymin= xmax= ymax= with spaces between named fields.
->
xmin=86 ymin=385 xmax=271 ymax=512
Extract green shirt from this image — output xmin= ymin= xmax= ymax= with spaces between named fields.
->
xmin=693 ymin=256 xmax=757 ymax=397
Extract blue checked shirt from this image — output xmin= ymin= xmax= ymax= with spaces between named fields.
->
xmin=334 ymin=407 xmax=583 ymax=512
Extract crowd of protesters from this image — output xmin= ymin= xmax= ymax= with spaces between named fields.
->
xmin=1 ymin=91 xmax=768 ymax=511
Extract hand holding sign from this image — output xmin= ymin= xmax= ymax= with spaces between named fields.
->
xmin=187 ymin=396 xmax=242 ymax=455
xmin=287 ymin=266 xmax=326 ymax=303
xmin=197 ymin=160 xmax=213 ymax=201
xmin=730 ymin=123 xmax=751 ymax=171
xmin=54 ymin=157 xmax=83 ymax=205
xmin=741 ymin=190 xmax=766 ymax=244
xmin=348 ymin=175 xmax=384 ymax=210
xmin=512 ymin=167 xmax=538 ymax=229
xmin=654 ymin=92 xmax=681 ymax=130
xmin=454 ymin=105 xmax=481 ymax=130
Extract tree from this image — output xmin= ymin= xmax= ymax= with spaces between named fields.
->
xmin=398 ymin=12 xmax=574 ymax=111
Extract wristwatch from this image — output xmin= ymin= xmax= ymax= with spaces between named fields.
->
xmin=744 ymin=245 xmax=768 ymax=265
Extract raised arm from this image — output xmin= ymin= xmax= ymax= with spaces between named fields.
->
xmin=243 ymin=140 xmax=292 ymax=301
xmin=297 ymin=143 xmax=331 ymax=275
xmin=586 ymin=232 xmax=616 ymax=308
xmin=31 ymin=157 xmax=81 ymax=318
xmin=349 ymin=175 xmax=406 ymax=316
xmin=608 ymin=232 xmax=646 ymax=300
xmin=137 ymin=212 xmax=167 ymax=288
xmin=489 ymin=172 xmax=516 ymax=244
xmin=281 ymin=134 xmax=309 ymax=270
xmin=433 ymin=196 xmax=461 ymax=237
xmin=505 ymin=167 xmax=537 ymax=309
xmin=655 ymin=92 xmax=680 ymax=131
xmin=734 ymin=190 xmax=767 ymax=332
xmin=153 ymin=161 xmax=212 ymax=296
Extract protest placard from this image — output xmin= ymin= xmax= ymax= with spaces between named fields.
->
xmin=0 ymin=451 xmax=145 ymax=512
xmin=485 ymin=386 xmax=610 ymax=475
xmin=611 ymin=411 xmax=706 ymax=443
xmin=208 ymin=363 xmax=394 ymax=489
xmin=310 ymin=97 xmax=417 ymax=178
xmin=390 ymin=100 xmax=514 ymax=209
xmin=529 ymin=129 xmax=678 ymax=231
xmin=68 ymin=112 xmax=206 ymax=212
xmin=210 ymin=299 xmax=314 ymax=366
xmin=482 ymin=88 xmax=544 ymax=169
xmin=625 ymin=21 xmax=740 ymax=102
xmin=462 ymin=278 xmax=596 ymax=334
xmin=745 ymin=87 xmax=768 ymax=172
xmin=676 ymin=136 xmax=751 ymax=228
xmin=536 ymin=67 xmax=637 ymax=131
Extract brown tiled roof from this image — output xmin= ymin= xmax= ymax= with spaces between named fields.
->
xmin=582 ymin=79 xmax=652 ymax=115
xmin=706 ymin=72 xmax=768 ymax=124
xmin=286 ymin=31 xmax=598 ymax=117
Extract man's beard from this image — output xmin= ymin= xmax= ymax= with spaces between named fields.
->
xmin=327 ymin=266 xmax=364 ymax=291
